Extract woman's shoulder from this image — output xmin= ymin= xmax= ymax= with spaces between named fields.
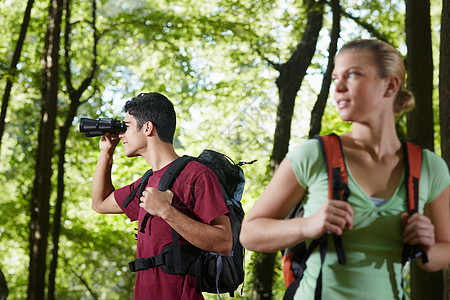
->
xmin=419 ymin=149 xmax=449 ymax=202
xmin=287 ymin=138 xmax=321 ymax=159
xmin=422 ymin=149 xmax=448 ymax=167
xmin=422 ymin=149 xmax=449 ymax=177
xmin=286 ymin=139 xmax=323 ymax=169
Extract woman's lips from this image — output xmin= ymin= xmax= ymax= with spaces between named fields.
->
xmin=336 ymin=99 xmax=350 ymax=109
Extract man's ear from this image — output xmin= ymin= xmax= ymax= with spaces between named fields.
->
xmin=142 ymin=121 xmax=154 ymax=136
xmin=384 ymin=76 xmax=401 ymax=97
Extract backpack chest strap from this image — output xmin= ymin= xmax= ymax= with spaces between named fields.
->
xmin=128 ymin=242 xmax=202 ymax=273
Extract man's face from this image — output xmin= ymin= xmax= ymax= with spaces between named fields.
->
xmin=118 ymin=113 xmax=147 ymax=157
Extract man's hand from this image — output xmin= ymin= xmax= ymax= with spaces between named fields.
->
xmin=99 ymin=133 xmax=120 ymax=156
xmin=140 ymin=187 xmax=174 ymax=218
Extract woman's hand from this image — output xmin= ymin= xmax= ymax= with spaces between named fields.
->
xmin=402 ymin=212 xmax=435 ymax=248
xmin=306 ymin=200 xmax=354 ymax=239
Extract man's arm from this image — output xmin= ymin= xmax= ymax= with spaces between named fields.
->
xmin=92 ymin=134 xmax=123 ymax=214
xmin=140 ymin=187 xmax=233 ymax=256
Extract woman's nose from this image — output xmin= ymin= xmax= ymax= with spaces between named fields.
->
xmin=334 ymin=79 xmax=347 ymax=92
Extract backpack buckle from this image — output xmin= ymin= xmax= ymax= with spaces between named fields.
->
xmin=129 ymin=254 xmax=166 ymax=272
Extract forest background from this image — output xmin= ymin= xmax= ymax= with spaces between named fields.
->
xmin=0 ymin=0 xmax=449 ymax=299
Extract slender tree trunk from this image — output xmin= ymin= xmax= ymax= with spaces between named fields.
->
xmin=271 ymin=0 xmax=325 ymax=168
xmin=405 ymin=0 xmax=434 ymax=151
xmin=0 ymin=268 xmax=8 ymax=300
xmin=440 ymin=0 xmax=450 ymax=167
xmin=309 ymin=0 xmax=340 ymax=138
xmin=47 ymin=1 xmax=98 ymax=298
xmin=0 ymin=0 xmax=35 ymax=154
xmin=406 ymin=1 xmax=443 ymax=299
xmin=252 ymin=1 xmax=325 ymax=299
xmin=27 ymin=0 xmax=63 ymax=299
xmin=439 ymin=0 xmax=450 ymax=299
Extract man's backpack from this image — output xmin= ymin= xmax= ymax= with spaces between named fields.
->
xmin=122 ymin=149 xmax=254 ymax=298
xmin=281 ymin=134 xmax=426 ymax=300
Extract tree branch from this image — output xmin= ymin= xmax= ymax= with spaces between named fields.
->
xmin=340 ymin=7 xmax=390 ymax=43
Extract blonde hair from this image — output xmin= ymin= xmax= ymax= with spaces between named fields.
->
xmin=338 ymin=39 xmax=415 ymax=115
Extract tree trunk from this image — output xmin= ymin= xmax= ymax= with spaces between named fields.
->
xmin=309 ymin=0 xmax=340 ymax=138
xmin=271 ymin=0 xmax=325 ymax=168
xmin=440 ymin=0 xmax=450 ymax=167
xmin=439 ymin=0 xmax=450 ymax=299
xmin=47 ymin=1 xmax=98 ymax=298
xmin=405 ymin=0 xmax=434 ymax=151
xmin=252 ymin=1 xmax=325 ymax=299
xmin=406 ymin=1 xmax=443 ymax=299
xmin=27 ymin=0 xmax=63 ymax=299
xmin=0 ymin=268 xmax=8 ymax=300
xmin=0 ymin=0 xmax=35 ymax=154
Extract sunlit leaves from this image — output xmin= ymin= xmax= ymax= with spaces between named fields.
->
xmin=0 ymin=0 xmax=445 ymax=298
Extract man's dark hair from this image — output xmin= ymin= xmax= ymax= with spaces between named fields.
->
xmin=124 ymin=92 xmax=176 ymax=143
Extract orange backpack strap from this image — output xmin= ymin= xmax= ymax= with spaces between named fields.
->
xmin=403 ymin=141 xmax=422 ymax=214
xmin=401 ymin=141 xmax=428 ymax=264
xmin=316 ymin=134 xmax=350 ymax=202
xmin=283 ymin=134 xmax=349 ymax=300
xmin=316 ymin=134 xmax=348 ymax=267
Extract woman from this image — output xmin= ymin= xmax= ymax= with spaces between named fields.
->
xmin=240 ymin=39 xmax=450 ymax=299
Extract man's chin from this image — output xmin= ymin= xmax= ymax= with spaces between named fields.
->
xmin=124 ymin=152 xmax=140 ymax=158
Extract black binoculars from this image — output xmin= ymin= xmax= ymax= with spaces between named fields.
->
xmin=79 ymin=117 xmax=127 ymax=137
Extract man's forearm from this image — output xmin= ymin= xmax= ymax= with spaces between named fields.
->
xmin=161 ymin=206 xmax=232 ymax=256
xmin=139 ymin=188 xmax=232 ymax=254
xmin=92 ymin=152 xmax=115 ymax=209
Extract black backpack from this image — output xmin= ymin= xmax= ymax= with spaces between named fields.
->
xmin=122 ymin=149 xmax=255 ymax=297
xmin=282 ymin=134 xmax=427 ymax=300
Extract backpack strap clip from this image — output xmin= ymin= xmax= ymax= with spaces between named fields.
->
xmin=129 ymin=253 xmax=166 ymax=272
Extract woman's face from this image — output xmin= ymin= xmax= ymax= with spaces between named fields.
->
xmin=332 ymin=50 xmax=392 ymax=124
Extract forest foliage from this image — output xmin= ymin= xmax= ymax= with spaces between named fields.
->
xmin=0 ymin=0 xmax=446 ymax=299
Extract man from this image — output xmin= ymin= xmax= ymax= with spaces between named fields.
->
xmin=91 ymin=92 xmax=232 ymax=299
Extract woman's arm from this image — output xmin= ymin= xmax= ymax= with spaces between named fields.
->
xmin=239 ymin=157 xmax=354 ymax=253
xmin=403 ymin=186 xmax=450 ymax=272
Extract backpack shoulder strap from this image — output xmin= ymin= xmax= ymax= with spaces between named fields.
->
xmin=401 ymin=141 xmax=428 ymax=265
xmin=315 ymin=134 xmax=348 ymax=266
xmin=292 ymin=134 xmax=347 ymax=300
xmin=315 ymin=133 xmax=350 ymax=202
xmin=402 ymin=141 xmax=422 ymax=214
xmin=158 ymin=155 xmax=197 ymax=191
xmin=139 ymin=156 xmax=196 ymax=234
xmin=122 ymin=168 xmax=153 ymax=208
xmin=156 ymin=155 xmax=197 ymax=273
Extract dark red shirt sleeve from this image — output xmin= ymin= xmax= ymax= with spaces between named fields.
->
xmin=114 ymin=178 xmax=141 ymax=221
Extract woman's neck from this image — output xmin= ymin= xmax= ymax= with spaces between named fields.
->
xmin=344 ymin=122 xmax=401 ymax=160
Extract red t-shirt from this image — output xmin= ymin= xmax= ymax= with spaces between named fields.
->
xmin=114 ymin=160 xmax=229 ymax=300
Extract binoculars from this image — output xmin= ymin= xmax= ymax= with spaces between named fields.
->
xmin=79 ymin=117 xmax=126 ymax=137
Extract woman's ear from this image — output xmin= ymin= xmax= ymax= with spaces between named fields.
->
xmin=384 ymin=76 xmax=401 ymax=97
